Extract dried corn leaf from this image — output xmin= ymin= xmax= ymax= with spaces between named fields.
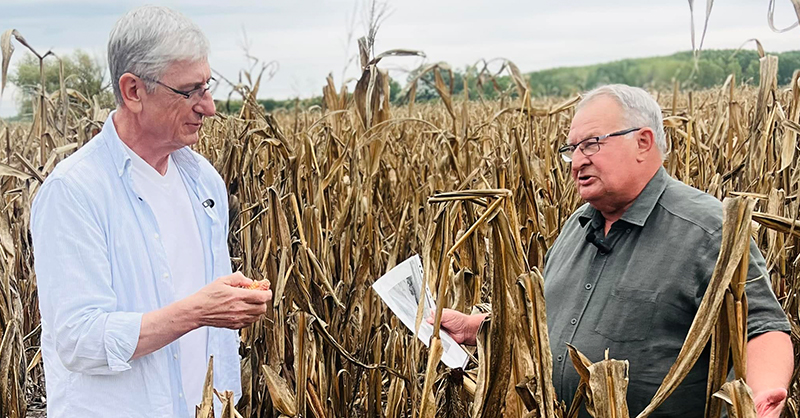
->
xmin=712 ymin=379 xmax=757 ymax=418
xmin=635 ymin=197 xmax=755 ymax=418
xmin=1 ymin=29 xmax=23 ymax=96
xmin=472 ymin=209 xmax=517 ymax=418
xmin=196 ymin=356 xmax=214 ymax=418
xmin=420 ymin=336 xmax=443 ymax=418
xmin=213 ymin=389 xmax=242 ymax=418
xmin=752 ymin=212 xmax=800 ymax=239
xmin=262 ymin=365 xmax=297 ymax=416
xmin=515 ymin=269 xmax=559 ymax=417
xmin=587 ymin=355 xmax=630 ymax=418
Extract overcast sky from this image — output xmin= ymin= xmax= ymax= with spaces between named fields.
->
xmin=1 ymin=0 xmax=799 ymax=117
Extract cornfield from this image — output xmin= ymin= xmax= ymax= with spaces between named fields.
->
xmin=1 ymin=29 xmax=799 ymax=418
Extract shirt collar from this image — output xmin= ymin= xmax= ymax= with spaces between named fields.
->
xmin=578 ymin=166 xmax=669 ymax=228
xmin=102 ymin=111 xmax=200 ymax=179
xmin=101 ymin=111 xmax=131 ymax=178
xmin=577 ymin=205 xmax=603 ymax=229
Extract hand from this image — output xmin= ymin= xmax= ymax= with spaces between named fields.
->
xmin=753 ymin=388 xmax=787 ymax=418
xmin=188 ymin=272 xmax=272 ymax=329
xmin=426 ymin=308 xmax=485 ymax=346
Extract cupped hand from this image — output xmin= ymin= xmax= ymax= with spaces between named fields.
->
xmin=753 ymin=387 xmax=787 ymax=418
xmin=189 ymin=272 xmax=272 ymax=329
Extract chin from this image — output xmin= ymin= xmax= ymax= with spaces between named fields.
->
xmin=579 ymin=190 xmax=603 ymax=205
xmin=577 ymin=186 xmax=592 ymax=199
xmin=175 ymin=135 xmax=198 ymax=148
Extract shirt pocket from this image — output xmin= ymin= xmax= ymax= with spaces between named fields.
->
xmin=593 ymin=287 xmax=658 ymax=342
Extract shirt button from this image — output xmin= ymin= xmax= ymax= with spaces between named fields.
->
xmin=154 ymin=233 xmax=160 ymax=240
xmin=557 ymin=355 xmax=563 ymax=362
xmin=163 ymin=273 xmax=169 ymax=279
xmin=626 ymin=228 xmax=632 ymax=234
xmin=173 ymin=353 xmax=178 ymax=360
xmin=585 ymin=283 xmax=593 ymax=290
xmin=179 ymin=393 xmax=183 ymax=398
xmin=570 ymin=318 xmax=578 ymax=325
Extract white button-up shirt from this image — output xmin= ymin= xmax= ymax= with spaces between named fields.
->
xmin=31 ymin=113 xmax=241 ymax=418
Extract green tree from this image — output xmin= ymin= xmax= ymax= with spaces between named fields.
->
xmin=399 ymin=66 xmax=516 ymax=104
xmin=9 ymin=50 xmax=113 ymax=117
xmin=777 ymin=51 xmax=800 ymax=85
xmin=523 ymin=49 xmax=798 ymax=96
xmin=388 ymin=76 xmax=401 ymax=103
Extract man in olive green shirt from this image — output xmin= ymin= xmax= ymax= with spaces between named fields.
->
xmin=436 ymin=84 xmax=793 ymax=418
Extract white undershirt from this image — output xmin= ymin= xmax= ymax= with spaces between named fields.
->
xmin=122 ymin=142 xmax=208 ymax=414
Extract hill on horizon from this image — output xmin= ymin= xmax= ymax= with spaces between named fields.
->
xmin=215 ymin=48 xmax=800 ymax=114
xmin=524 ymin=49 xmax=799 ymax=97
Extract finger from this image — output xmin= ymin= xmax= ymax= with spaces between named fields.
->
xmin=223 ymin=271 xmax=253 ymax=287
xmin=240 ymin=296 xmax=272 ymax=312
xmin=248 ymin=289 xmax=272 ymax=304
xmin=228 ymin=286 xmax=270 ymax=304
xmin=248 ymin=299 xmax=269 ymax=315
xmin=425 ymin=308 xmax=436 ymax=323
xmin=263 ymin=289 xmax=273 ymax=303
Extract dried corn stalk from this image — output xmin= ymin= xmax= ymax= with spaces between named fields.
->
xmin=196 ymin=356 xmax=215 ymax=418
xmin=513 ymin=269 xmax=562 ymax=418
xmin=567 ymin=345 xmax=630 ymax=418
xmin=636 ymin=197 xmax=756 ymax=418
xmin=712 ymin=379 xmax=757 ymax=418
xmin=2 ymin=29 xmax=800 ymax=418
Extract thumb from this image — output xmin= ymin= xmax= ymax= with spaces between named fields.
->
xmin=426 ymin=309 xmax=435 ymax=324
xmin=754 ymin=388 xmax=787 ymax=414
xmin=222 ymin=272 xmax=253 ymax=287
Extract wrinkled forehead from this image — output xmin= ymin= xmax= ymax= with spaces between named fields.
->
xmin=161 ymin=59 xmax=211 ymax=82
xmin=568 ymin=97 xmax=625 ymax=143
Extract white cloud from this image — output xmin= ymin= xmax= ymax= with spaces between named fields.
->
xmin=0 ymin=85 xmax=20 ymax=118
xmin=0 ymin=0 xmax=798 ymax=118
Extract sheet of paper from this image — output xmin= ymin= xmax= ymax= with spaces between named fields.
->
xmin=371 ymin=254 xmax=469 ymax=369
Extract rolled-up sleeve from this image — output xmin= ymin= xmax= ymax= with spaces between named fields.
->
xmin=32 ymin=178 xmax=142 ymax=375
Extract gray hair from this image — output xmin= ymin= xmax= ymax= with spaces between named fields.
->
xmin=577 ymin=84 xmax=667 ymax=159
xmin=108 ymin=6 xmax=209 ymax=105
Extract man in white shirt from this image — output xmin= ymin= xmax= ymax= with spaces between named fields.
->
xmin=31 ymin=6 xmax=271 ymax=417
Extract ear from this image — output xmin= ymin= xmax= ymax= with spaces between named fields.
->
xmin=635 ymin=128 xmax=656 ymax=162
xmin=118 ymin=73 xmax=145 ymax=113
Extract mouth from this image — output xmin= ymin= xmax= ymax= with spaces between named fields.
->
xmin=576 ymin=174 xmax=594 ymax=185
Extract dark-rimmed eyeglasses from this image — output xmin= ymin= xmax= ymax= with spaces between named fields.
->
xmin=558 ymin=127 xmax=642 ymax=162
xmin=132 ymin=73 xmax=216 ymax=102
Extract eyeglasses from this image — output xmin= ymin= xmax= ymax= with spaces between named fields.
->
xmin=558 ymin=127 xmax=642 ymax=162
xmin=133 ymin=73 xmax=216 ymax=102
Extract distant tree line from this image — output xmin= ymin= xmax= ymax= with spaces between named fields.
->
xmin=4 ymin=49 xmax=798 ymax=120
xmin=407 ymin=50 xmax=800 ymax=102
xmin=526 ymin=49 xmax=800 ymax=97
xmin=214 ymin=97 xmax=324 ymax=117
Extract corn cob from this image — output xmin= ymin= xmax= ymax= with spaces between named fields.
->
xmin=243 ymin=280 xmax=271 ymax=291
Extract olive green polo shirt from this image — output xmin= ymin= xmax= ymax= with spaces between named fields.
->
xmin=543 ymin=167 xmax=791 ymax=418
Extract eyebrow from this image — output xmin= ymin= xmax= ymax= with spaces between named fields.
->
xmin=567 ymin=134 xmax=592 ymax=146
xmin=176 ymin=77 xmax=212 ymax=91
xmin=568 ymin=131 xmax=604 ymax=145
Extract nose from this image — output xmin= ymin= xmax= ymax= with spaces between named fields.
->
xmin=194 ymin=91 xmax=216 ymax=117
xmin=570 ymin=147 xmax=591 ymax=173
